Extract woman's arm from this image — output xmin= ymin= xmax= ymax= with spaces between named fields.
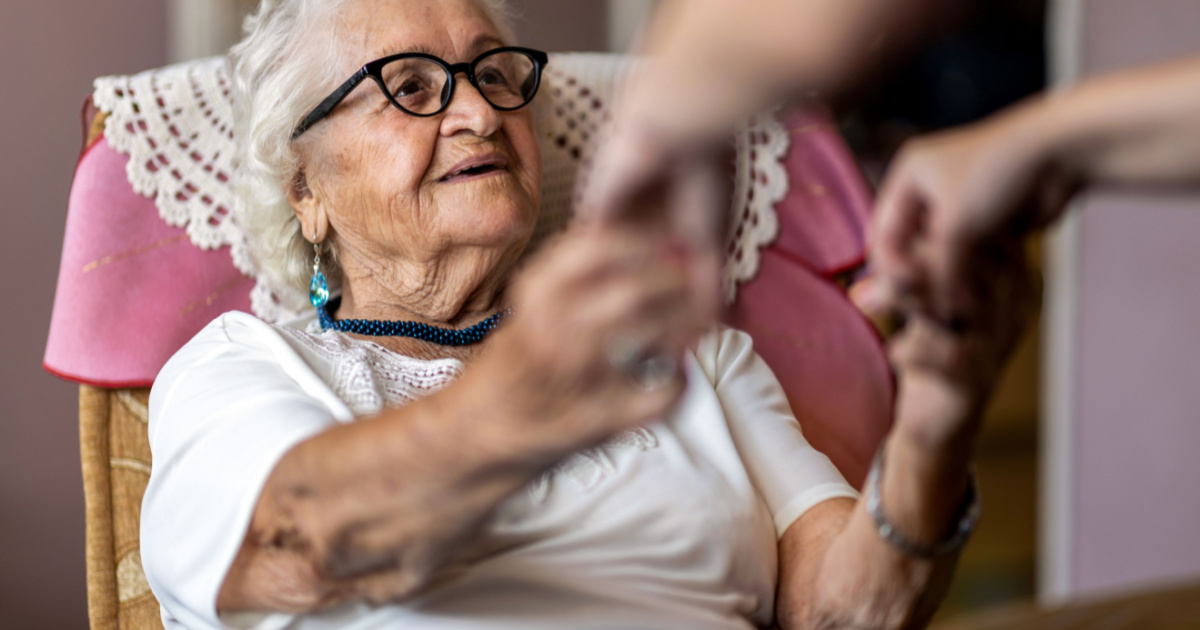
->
xmin=778 ymin=240 xmax=1036 ymax=629
xmin=216 ymin=365 xmax=560 ymax=611
xmin=216 ymin=226 xmax=704 ymax=613
xmin=777 ymin=426 xmax=968 ymax=629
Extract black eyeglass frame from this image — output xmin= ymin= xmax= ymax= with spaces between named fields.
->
xmin=291 ymin=46 xmax=549 ymax=140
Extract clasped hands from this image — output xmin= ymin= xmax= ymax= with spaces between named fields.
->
xmin=578 ymin=109 xmax=1053 ymax=461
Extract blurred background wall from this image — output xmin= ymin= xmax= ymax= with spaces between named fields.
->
xmin=0 ymin=1 xmax=166 ymax=627
xmin=1042 ymin=0 xmax=1200 ymax=601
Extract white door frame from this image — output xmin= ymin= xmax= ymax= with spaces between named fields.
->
xmin=607 ymin=0 xmax=656 ymax=52
xmin=1039 ymin=0 xmax=1087 ymax=604
xmin=168 ymin=0 xmax=256 ymax=62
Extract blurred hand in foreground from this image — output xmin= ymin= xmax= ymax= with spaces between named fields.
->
xmin=868 ymin=111 xmax=1074 ymax=324
xmin=870 ymin=55 xmax=1200 ymax=323
xmin=582 ymin=0 xmax=944 ymax=319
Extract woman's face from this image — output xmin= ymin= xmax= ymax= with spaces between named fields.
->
xmin=294 ymin=0 xmax=541 ymax=316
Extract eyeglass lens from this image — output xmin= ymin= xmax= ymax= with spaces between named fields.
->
xmin=379 ymin=51 xmax=538 ymax=115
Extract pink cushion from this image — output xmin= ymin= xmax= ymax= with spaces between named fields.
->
xmin=727 ymin=109 xmax=891 ymax=487
xmin=44 ymin=139 xmax=252 ymax=388
xmin=726 ymin=250 xmax=892 ymax=488
xmin=770 ymin=108 xmax=872 ymax=277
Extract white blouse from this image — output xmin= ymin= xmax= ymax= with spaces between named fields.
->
xmin=141 ymin=311 xmax=857 ymax=630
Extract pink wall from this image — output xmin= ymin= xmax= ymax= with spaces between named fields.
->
xmin=1066 ymin=0 xmax=1200 ymax=597
xmin=0 ymin=0 xmax=165 ymax=626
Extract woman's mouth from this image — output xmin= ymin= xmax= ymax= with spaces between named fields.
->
xmin=439 ymin=154 xmax=510 ymax=183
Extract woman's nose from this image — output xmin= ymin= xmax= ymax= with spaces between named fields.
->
xmin=440 ymin=78 xmax=503 ymax=138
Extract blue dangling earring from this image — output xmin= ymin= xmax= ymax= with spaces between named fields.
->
xmin=309 ymin=234 xmax=330 ymax=309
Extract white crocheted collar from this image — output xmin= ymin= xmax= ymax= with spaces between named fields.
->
xmin=93 ymin=53 xmax=788 ymax=323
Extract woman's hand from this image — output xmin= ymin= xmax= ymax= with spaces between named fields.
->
xmin=478 ymin=224 xmax=709 ymax=459
xmin=887 ymin=234 xmax=1038 ymax=454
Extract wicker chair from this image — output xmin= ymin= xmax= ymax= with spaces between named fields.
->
xmin=79 ymin=385 xmax=161 ymax=630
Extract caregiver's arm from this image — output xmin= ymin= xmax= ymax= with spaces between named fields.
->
xmin=585 ymin=0 xmax=944 ymax=306
xmin=618 ymin=0 xmax=944 ymax=148
xmin=1047 ymin=54 xmax=1200 ymax=186
xmin=872 ymin=55 xmax=1200 ymax=321
xmin=777 ymin=240 xmax=1037 ymax=629
xmin=217 ymin=228 xmax=701 ymax=612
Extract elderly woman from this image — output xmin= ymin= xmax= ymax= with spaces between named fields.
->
xmin=140 ymin=1 xmax=1034 ymax=629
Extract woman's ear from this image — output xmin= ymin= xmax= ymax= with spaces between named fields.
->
xmin=287 ymin=168 xmax=329 ymax=243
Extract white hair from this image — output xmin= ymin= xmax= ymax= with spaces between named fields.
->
xmin=230 ymin=0 xmax=518 ymax=298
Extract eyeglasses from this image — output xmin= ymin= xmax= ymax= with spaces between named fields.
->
xmin=291 ymin=46 xmax=549 ymax=140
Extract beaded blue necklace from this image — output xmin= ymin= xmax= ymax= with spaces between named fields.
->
xmin=317 ymin=298 xmax=511 ymax=346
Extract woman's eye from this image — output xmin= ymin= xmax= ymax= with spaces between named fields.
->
xmin=477 ymin=69 xmax=508 ymax=87
xmin=395 ymin=78 xmax=428 ymax=98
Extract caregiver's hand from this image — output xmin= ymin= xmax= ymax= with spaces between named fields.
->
xmin=869 ymin=109 xmax=1073 ymax=324
xmin=582 ymin=0 xmax=946 ymax=321
xmin=581 ymin=126 xmax=726 ymax=322
xmin=481 ymin=224 xmax=705 ymax=457
xmin=872 ymin=55 xmax=1200 ymax=323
